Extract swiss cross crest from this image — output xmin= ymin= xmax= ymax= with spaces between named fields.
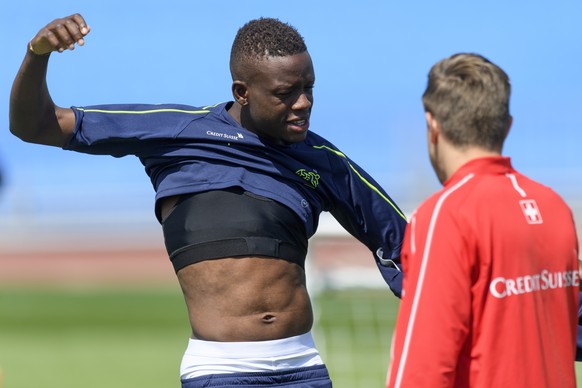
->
xmin=519 ymin=199 xmax=543 ymax=224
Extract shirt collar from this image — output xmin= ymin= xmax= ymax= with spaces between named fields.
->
xmin=445 ymin=156 xmax=514 ymax=187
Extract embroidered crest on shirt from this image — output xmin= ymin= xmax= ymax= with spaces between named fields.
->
xmin=519 ymin=199 xmax=543 ymax=224
xmin=295 ymin=168 xmax=320 ymax=189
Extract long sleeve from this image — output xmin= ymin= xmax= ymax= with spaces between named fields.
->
xmin=388 ymin=204 xmax=472 ymax=387
xmin=322 ymin=147 xmax=407 ymax=295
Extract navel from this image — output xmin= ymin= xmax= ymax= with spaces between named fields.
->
xmin=261 ymin=314 xmax=277 ymax=324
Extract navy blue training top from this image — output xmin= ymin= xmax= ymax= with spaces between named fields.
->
xmin=66 ymin=101 xmax=407 ymax=292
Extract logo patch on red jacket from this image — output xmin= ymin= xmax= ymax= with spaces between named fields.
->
xmin=519 ymin=199 xmax=543 ymax=224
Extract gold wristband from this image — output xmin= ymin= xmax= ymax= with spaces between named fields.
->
xmin=27 ymin=41 xmax=48 ymax=56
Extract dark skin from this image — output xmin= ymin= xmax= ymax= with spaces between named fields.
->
xmin=231 ymin=52 xmax=315 ymax=145
xmin=10 ymin=14 xmax=316 ymax=341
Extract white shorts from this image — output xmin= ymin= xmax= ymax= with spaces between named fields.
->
xmin=180 ymin=332 xmax=324 ymax=379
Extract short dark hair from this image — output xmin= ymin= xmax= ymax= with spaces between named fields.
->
xmin=230 ymin=17 xmax=307 ymax=80
xmin=423 ymin=53 xmax=511 ymax=151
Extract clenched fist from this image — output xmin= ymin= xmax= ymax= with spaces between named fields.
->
xmin=28 ymin=13 xmax=90 ymax=55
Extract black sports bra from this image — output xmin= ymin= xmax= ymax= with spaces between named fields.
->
xmin=162 ymin=187 xmax=308 ymax=272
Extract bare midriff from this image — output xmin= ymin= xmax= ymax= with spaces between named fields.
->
xmin=177 ymin=257 xmax=313 ymax=341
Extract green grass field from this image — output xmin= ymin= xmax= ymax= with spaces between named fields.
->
xmin=1 ymin=287 xmax=581 ymax=387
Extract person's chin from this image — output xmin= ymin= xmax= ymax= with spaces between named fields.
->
xmin=287 ymin=124 xmax=309 ymax=140
xmin=287 ymin=130 xmax=308 ymax=144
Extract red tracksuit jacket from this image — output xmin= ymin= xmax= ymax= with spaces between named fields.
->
xmin=387 ymin=157 xmax=579 ymax=388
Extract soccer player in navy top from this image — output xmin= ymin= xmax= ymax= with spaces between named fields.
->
xmin=10 ymin=13 xmax=407 ymax=387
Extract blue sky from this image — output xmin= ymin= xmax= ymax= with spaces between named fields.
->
xmin=1 ymin=0 xmax=581 ymax=237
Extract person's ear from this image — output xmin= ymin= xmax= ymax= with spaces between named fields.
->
xmin=232 ymin=81 xmax=249 ymax=106
xmin=425 ymin=111 xmax=440 ymax=145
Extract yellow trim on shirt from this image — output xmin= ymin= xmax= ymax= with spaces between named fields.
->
xmin=76 ymin=108 xmax=210 ymax=115
xmin=313 ymin=145 xmax=407 ymax=221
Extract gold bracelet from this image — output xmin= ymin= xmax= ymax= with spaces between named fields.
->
xmin=28 ymin=41 xmax=36 ymax=54
xmin=27 ymin=40 xmax=47 ymax=56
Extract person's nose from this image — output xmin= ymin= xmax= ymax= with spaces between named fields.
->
xmin=292 ymin=92 xmax=312 ymax=111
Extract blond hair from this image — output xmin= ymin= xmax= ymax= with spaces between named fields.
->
xmin=423 ymin=53 xmax=511 ymax=150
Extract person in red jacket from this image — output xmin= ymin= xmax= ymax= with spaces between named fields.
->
xmin=387 ymin=53 xmax=580 ymax=388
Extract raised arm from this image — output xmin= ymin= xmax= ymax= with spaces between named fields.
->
xmin=9 ymin=14 xmax=90 ymax=147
